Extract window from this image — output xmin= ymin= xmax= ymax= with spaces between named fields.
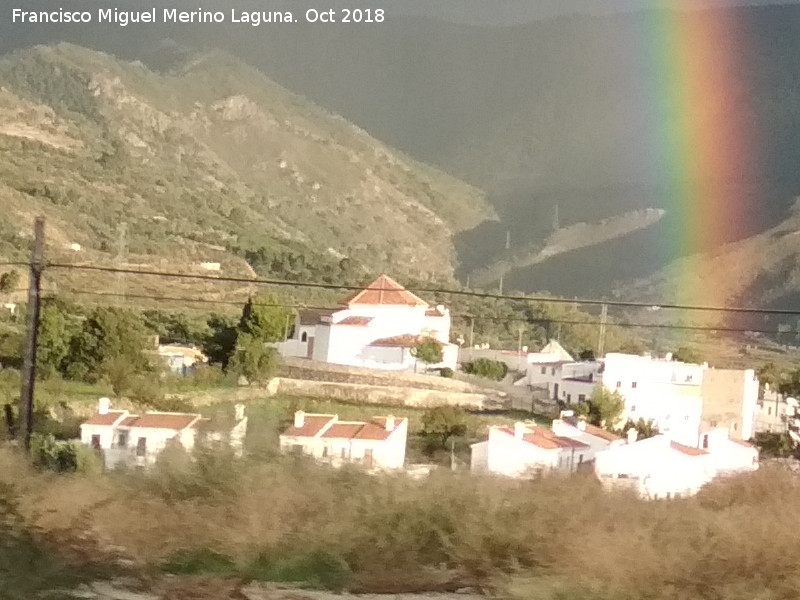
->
xmin=768 ymin=407 xmax=773 ymax=416
xmin=666 ymin=492 xmax=672 ymax=499
xmin=341 ymin=447 xmax=347 ymax=459
xmin=567 ymin=394 xmax=572 ymax=403
xmin=117 ymin=432 xmax=127 ymax=448
xmin=578 ymin=394 xmax=586 ymax=403
xmin=630 ymin=405 xmax=636 ymax=412
xmin=631 ymin=381 xmax=638 ymax=389
xmin=732 ymin=423 xmax=738 ymax=432
xmin=685 ymin=375 xmax=693 ymax=382
xmin=541 ymin=366 xmax=547 ymax=374
xmin=684 ymin=416 xmax=689 ymax=421
xmin=551 ymin=367 xmax=556 ymax=375
xmin=91 ymin=434 xmax=101 ymax=449
xmin=322 ymin=446 xmax=329 ymax=457
xmin=301 ymin=331 xmax=308 ymax=342
xmin=702 ymin=435 xmax=709 ymax=449
xmin=616 ymin=381 xmax=622 ymax=388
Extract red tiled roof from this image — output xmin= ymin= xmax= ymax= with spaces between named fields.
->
xmin=352 ymin=420 xmax=396 ymax=441
xmin=129 ymin=413 xmax=202 ymax=430
xmin=83 ymin=411 xmax=127 ymax=426
xmin=119 ymin=416 xmax=140 ymax=427
xmin=335 ymin=316 xmax=373 ymax=327
xmin=341 ymin=275 xmax=428 ymax=308
xmin=671 ymin=442 xmax=708 ymax=456
xmin=499 ymin=426 xmax=590 ymax=450
xmin=320 ymin=423 xmax=367 ymax=439
xmin=281 ymin=415 xmax=336 ymax=437
xmin=561 ymin=417 xmax=622 ymax=442
xmin=298 ymin=309 xmax=334 ymax=326
xmin=284 ymin=414 xmax=403 ymax=441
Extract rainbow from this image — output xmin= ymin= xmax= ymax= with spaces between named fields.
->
xmin=637 ymin=4 xmax=760 ymax=308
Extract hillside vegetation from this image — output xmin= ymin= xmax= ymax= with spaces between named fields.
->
xmin=0 ymin=43 xmax=492 ymax=291
xmin=3 ymin=445 xmax=800 ymax=600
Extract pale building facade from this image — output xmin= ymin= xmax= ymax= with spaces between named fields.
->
xmin=279 ymin=410 xmax=409 ymax=470
xmin=79 ymin=398 xmax=247 ymax=468
xmin=470 ymin=422 xmax=591 ymax=477
xmin=276 ymin=275 xmax=457 ymax=372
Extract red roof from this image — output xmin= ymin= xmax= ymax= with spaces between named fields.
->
xmin=670 ymin=442 xmax=708 ymax=456
xmin=321 ymin=423 xmax=368 ymax=440
xmin=128 ymin=413 xmax=202 ymax=430
xmin=83 ymin=411 xmax=127 ymax=426
xmin=281 ymin=415 xmax=336 ymax=437
xmin=335 ymin=316 xmax=373 ymax=327
xmin=500 ymin=426 xmax=591 ymax=450
xmin=119 ymin=416 xmax=140 ymax=427
xmin=341 ymin=275 xmax=428 ymax=308
xmin=425 ymin=307 xmax=446 ymax=317
xmin=283 ymin=414 xmax=403 ymax=441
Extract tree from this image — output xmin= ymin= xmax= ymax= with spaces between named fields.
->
xmin=0 ymin=270 xmax=20 ymax=294
xmin=578 ymin=349 xmax=595 ymax=361
xmin=462 ymin=358 xmax=508 ymax=381
xmin=757 ymin=362 xmax=782 ymax=390
xmin=778 ymin=369 xmax=800 ymax=397
xmin=203 ymin=315 xmax=238 ymax=369
xmin=411 ymin=337 xmax=443 ymax=370
xmin=64 ymin=307 xmax=151 ymax=383
xmin=753 ymin=431 xmax=796 ymax=459
xmin=238 ymin=293 xmax=291 ymax=342
xmin=578 ymin=385 xmax=625 ymax=430
xmin=228 ymin=333 xmax=280 ymax=383
xmin=672 ymin=346 xmax=702 ymax=364
xmin=620 ymin=418 xmax=659 ymax=440
xmin=420 ymin=406 xmax=468 ymax=451
xmin=36 ymin=301 xmax=75 ymax=379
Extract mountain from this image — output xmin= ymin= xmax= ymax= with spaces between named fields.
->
xmin=0 ymin=44 xmax=491 ymax=294
xmin=3 ymin=3 xmax=800 ymax=309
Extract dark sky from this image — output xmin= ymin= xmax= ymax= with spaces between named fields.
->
xmin=388 ymin=0 xmax=800 ymax=25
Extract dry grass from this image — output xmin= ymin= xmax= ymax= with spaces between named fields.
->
xmin=3 ymin=447 xmax=800 ymax=600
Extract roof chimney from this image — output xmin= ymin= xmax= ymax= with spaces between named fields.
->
xmin=627 ymin=428 xmax=638 ymax=445
xmin=98 ymin=397 xmax=111 ymax=415
xmin=385 ymin=415 xmax=396 ymax=431
xmin=294 ymin=410 xmax=305 ymax=428
xmin=514 ymin=422 xmax=527 ymax=439
xmin=234 ymin=403 xmax=245 ymax=421
xmin=665 ymin=352 xmax=673 ymax=362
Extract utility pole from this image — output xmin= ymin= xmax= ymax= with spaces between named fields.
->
xmin=498 ymin=272 xmax=504 ymax=295
xmin=115 ymin=222 xmax=128 ymax=304
xmin=18 ymin=217 xmax=45 ymax=452
xmin=505 ymin=230 xmax=511 ymax=251
xmin=517 ymin=326 xmax=524 ymax=372
xmin=597 ymin=303 xmax=608 ymax=358
xmin=553 ymin=203 xmax=560 ymax=231
xmin=469 ymin=317 xmax=475 ymax=349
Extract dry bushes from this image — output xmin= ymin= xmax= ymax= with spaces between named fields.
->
xmin=3 ymin=447 xmax=800 ymax=599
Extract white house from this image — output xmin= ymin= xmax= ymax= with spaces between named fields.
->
xmin=594 ymin=432 xmax=716 ymax=499
xmin=276 ymin=274 xmax=458 ymax=372
xmin=279 ymin=410 xmax=408 ymax=470
xmin=550 ymin=411 xmax=625 ymax=463
xmin=470 ymin=422 xmax=591 ymax=478
xmin=700 ymin=427 xmax=759 ymax=475
xmin=156 ymin=343 xmax=208 ymax=376
xmin=79 ymin=398 xmax=248 ymax=468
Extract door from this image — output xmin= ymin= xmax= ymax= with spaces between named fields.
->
xmin=307 ymin=336 xmax=315 ymax=359
xmin=91 ymin=434 xmax=101 ymax=449
xmin=363 ymin=449 xmax=374 ymax=469
xmin=553 ymin=383 xmax=559 ymax=401
xmin=136 ymin=437 xmax=147 ymax=457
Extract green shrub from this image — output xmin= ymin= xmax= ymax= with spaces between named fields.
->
xmin=462 ymin=358 xmax=508 ymax=381
xmin=440 ymin=367 xmax=454 ymax=378
xmin=30 ymin=433 xmax=78 ymax=472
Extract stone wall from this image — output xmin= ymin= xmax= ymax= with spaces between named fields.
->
xmin=269 ymin=377 xmax=507 ymax=410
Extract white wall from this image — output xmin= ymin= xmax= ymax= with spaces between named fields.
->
xmin=80 ymin=424 xmax=118 ymax=449
xmin=594 ymin=436 xmax=716 ymax=499
xmin=741 ymin=370 xmax=759 ymax=440
xmin=485 ymin=427 xmax=561 ymax=477
xmin=550 ymin=420 xmax=610 ymax=463
xmin=470 ymin=441 xmax=490 ymax=472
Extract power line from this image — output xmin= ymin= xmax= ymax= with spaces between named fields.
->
xmin=40 ymin=262 xmax=800 ymax=317
xmin=46 ymin=287 xmax=800 ymax=336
